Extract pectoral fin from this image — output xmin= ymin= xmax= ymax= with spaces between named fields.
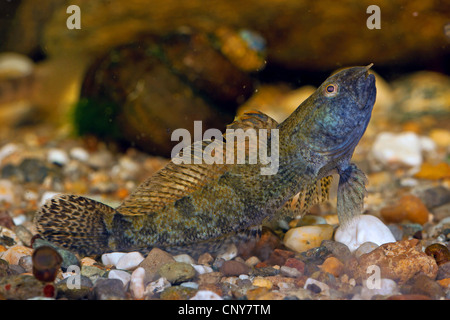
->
xmin=336 ymin=163 xmax=368 ymax=226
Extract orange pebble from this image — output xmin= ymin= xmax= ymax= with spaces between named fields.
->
xmin=116 ymin=188 xmax=129 ymax=200
xmin=320 ymin=256 xmax=344 ymax=277
xmin=437 ymin=278 xmax=450 ymax=289
xmin=414 ymin=162 xmax=450 ymax=180
xmin=380 ymin=194 xmax=429 ymax=225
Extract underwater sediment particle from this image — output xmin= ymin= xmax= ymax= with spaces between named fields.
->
xmin=425 ymin=243 xmax=450 ymax=266
xmin=32 ymin=245 xmax=63 ymax=282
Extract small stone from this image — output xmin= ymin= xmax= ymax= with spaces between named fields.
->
xmin=432 ymin=203 xmax=450 ymax=221
xmin=32 ymin=246 xmax=63 ymax=282
xmin=173 ymin=254 xmax=196 ymax=265
xmin=138 ymin=248 xmax=175 ymax=283
xmin=115 ymin=251 xmax=144 ymax=271
xmin=257 ymin=291 xmax=286 ymax=300
xmin=92 ymin=278 xmax=126 ymax=300
xmin=437 ymin=261 xmax=450 ymax=280
xmin=414 ymin=162 xmax=450 ymax=180
xmin=244 ymin=256 xmax=261 ymax=267
xmin=69 ymin=147 xmax=90 ymax=162
xmin=130 ymin=267 xmax=145 ymax=299
xmin=354 ymin=242 xmax=379 ymax=258
xmin=335 ymin=215 xmax=396 ymax=252
xmin=108 ymin=269 xmax=131 ymax=287
xmin=220 ymin=260 xmax=250 ymax=276
xmin=280 ymin=266 xmax=302 ymax=278
xmin=410 ymin=274 xmax=445 ymax=300
xmin=192 ymin=264 xmax=213 ymax=275
xmin=18 ymin=255 xmax=33 ymax=273
xmin=357 ymin=239 xmax=438 ymax=284
xmin=159 ymin=285 xmax=197 ymax=300
xmin=56 ymin=275 xmax=93 ymax=300
xmin=297 ymin=215 xmax=328 ymax=226
xmin=144 ymin=277 xmax=171 ymax=297
xmin=284 ymin=224 xmax=334 ymax=253
xmin=371 ymin=132 xmax=424 ymax=167
xmin=0 ymin=210 xmax=15 ymax=229
xmin=0 ymin=180 xmax=15 ymax=204
xmin=190 ymin=289 xmax=223 ymax=300
xmin=80 ymin=257 xmax=97 ymax=267
xmin=254 ymin=227 xmax=282 ymax=261
xmin=216 ymin=244 xmax=238 ymax=261
xmin=380 ymin=195 xmax=430 ymax=225
xmin=0 ymin=245 xmax=33 ymax=265
xmin=304 ymin=278 xmax=330 ymax=296
xmin=246 ymin=286 xmax=270 ymax=300
xmin=14 ymin=225 xmax=33 ymax=247
xmin=320 ymin=240 xmax=352 ymax=261
xmin=198 ymin=272 xmax=222 ymax=286
xmin=425 ymin=243 xmax=450 ymax=266
xmin=320 ymin=257 xmax=344 ymax=277
xmin=266 ymin=248 xmax=295 ymax=266
xmin=252 ymin=277 xmax=273 ymax=289
xmin=197 ymin=252 xmax=214 ymax=265
xmin=47 ymin=148 xmax=69 ymax=166
xmin=420 ymin=186 xmax=450 ymax=210
xmin=101 ymin=252 xmax=127 ymax=266
xmin=158 ymin=262 xmax=196 ymax=284
xmin=81 ymin=265 xmax=106 ymax=282
xmin=251 ymin=266 xmax=280 ymax=277
xmin=284 ymin=258 xmax=305 ymax=273
xmin=437 ymin=278 xmax=450 ymax=289
xmin=0 ymin=274 xmax=51 ymax=299
xmin=359 ymin=278 xmax=398 ymax=300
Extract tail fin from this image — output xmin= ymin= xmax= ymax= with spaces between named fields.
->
xmin=34 ymin=194 xmax=116 ymax=255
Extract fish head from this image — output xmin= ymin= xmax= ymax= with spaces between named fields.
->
xmin=305 ymin=64 xmax=376 ymax=160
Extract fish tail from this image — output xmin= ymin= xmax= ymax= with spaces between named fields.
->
xmin=34 ymin=194 xmax=116 ymax=255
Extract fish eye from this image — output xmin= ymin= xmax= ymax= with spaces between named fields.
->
xmin=324 ymin=84 xmax=339 ymax=97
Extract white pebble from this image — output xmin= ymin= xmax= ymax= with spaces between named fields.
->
xmin=371 ymin=132 xmax=433 ymax=167
xmin=335 ymin=215 xmax=396 ymax=252
xmin=192 ymin=264 xmax=213 ymax=275
xmin=173 ymin=254 xmax=196 ymax=264
xmin=47 ymin=148 xmax=69 ymax=166
xmin=0 ymin=143 xmax=18 ymax=163
xmin=69 ymin=147 xmax=90 ymax=162
xmin=359 ymin=278 xmax=398 ymax=300
xmin=108 ymin=269 xmax=131 ymax=287
xmin=101 ymin=252 xmax=127 ymax=266
xmin=180 ymin=282 xmax=199 ymax=289
xmin=12 ymin=214 xmax=26 ymax=225
xmin=190 ymin=290 xmax=223 ymax=300
xmin=115 ymin=252 xmax=144 ymax=270
xmin=280 ymin=265 xmax=302 ymax=278
xmin=130 ymin=267 xmax=145 ymax=299
xmin=144 ymin=277 xmax=171 ymax=296
xmin=304 ymin=278 xmax=330 ymax=296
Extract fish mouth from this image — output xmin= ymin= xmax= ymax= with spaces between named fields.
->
xmin=354 ymin=64 xmax=376 ymax=111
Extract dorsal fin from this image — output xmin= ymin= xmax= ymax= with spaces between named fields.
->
xmin=117 ymin=111 xmax=279 ymax=216
xmin=274 ymin=175 xmax=334 ymax=220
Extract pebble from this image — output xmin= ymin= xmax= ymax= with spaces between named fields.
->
xmin=220 ymin=260 xmax=250 ymax=276
xmin=280 ymin=266 xmax=302 ymax=278
xmin=47 ymin=148 xmax=69 ymax=166
xmin=320 ymin=257 xmax=344 ymax=277
xmin=371 ymin=131 xmax=434 ymax=167
xmin=69 ymin=147 xmax=90 ymax=162
xmin=320 ymin=240 xmax=352 ymax=261
xmin=410 ymin=274 xmax=445 ymax=299
xmin=334 ymin=215 xmax=396 ymax=252
xmin=192 ymin=264 xmax=213 ymax=275
xmin=380 ymin=194 xmax=429 ymax=225
xmin=357 ymin=239 xmax=438 ymax=284
xmin=158 ymin=262 xmax=196 ymax=284
xmin=130 ymin=267 xmax=145 ymax=299
xmin=358 ymin=278 xmax=398 ymax=300
xmin=108 ymin=269 xmax=132 ymax=287
xmin=419 ymin=186 xmax=450 ymax=210
xmin=18 ymin=255 xmax=33 ymax=273
xmin=0 ymin=179 xmax=15 ymax=203
xmin=425 ymin=243 xmax=450 ymax=266
xmin=244 ymin=256 xmax=261 ymax=267
xmin=173 ymin=253 xmax=196 ymax=265
xmin=303 ymin=278 xmax=330 ymax=296
xmin=283 ymin=224 xmax=334 ymax=253
xmin=437 ymin=262 xmax=450 ymax=280
xmin=0 ymin=274 xmax=53 ymax=299
xmin=115 ymin=251 xmax=144 ymax=270
xmin=144 ymin=277 xmax=171 ymax=297
xmin=101 ymin=252 xmax=127 ymax=266
xmin=56 ymin=275 xmax=93 ymax=300
xmin=81 ymin=265 xmax=106 ymax=282
xmin=159 ymin=285 xmax=198 ymax=300
xmin=138 ymin=247 xmax=175 ymax=283
xmin=0 ymin=245 xmax=33 ymax=265
xmin=252 ymin=277 xmax=273 ymax=289
xmin=354 ymin=242 xmax=379 ymax=258
xmin=190 ymin=289 xmax=223 ymax=300
xmin=93 ymin=278 xmax=127 ymax=300
xmin=216 ymin=243 xmax=238 ymax=261
xmin=197 ymin=252 xmax=214 ymax=265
